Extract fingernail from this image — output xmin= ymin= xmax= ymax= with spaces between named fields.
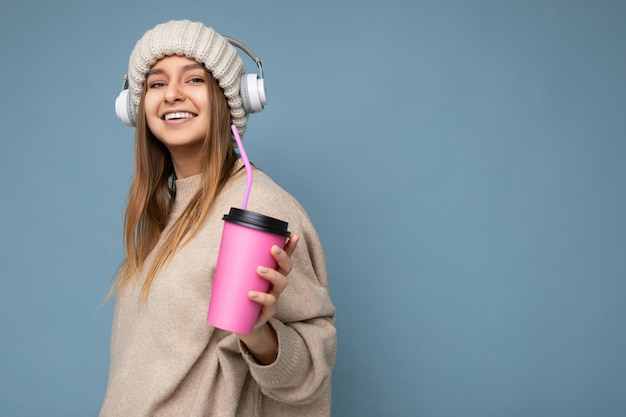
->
xmin=249 ymin=291 xmax=259 ymax=298
xmin=258 ymin=267 xmax=269 ymax=274
xmin=272 ymin=246 xmax=282 ymax=255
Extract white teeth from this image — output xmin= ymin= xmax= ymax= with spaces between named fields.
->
xmin=164 ymin=112 xmax=195 ymax=120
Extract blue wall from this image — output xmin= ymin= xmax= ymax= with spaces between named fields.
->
xmin=1 ymin=1 xmax=625 ymax=416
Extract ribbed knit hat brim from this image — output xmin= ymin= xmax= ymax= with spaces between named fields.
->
xmin=127 ymin=20 xmax=248 ymax=134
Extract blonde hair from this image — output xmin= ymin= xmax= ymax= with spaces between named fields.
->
xmin=107 ymin=67 xmax=238 ymax=302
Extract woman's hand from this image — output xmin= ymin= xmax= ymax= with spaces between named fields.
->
xmin=237 ymin=234 xmax=299 ymax=364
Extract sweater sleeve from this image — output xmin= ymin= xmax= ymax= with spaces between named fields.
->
xmin=236 ymin=174 xmax=337 ymax=406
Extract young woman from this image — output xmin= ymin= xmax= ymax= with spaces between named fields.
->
xmin=99 ymin=20 xmax=336 ymax=416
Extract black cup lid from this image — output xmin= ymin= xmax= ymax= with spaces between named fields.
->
xmin=223 ymin=207 xmax=291 ymax=237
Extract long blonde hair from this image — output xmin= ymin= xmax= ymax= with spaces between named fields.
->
xmin=107 ymin=67 xmax=239 ymax=302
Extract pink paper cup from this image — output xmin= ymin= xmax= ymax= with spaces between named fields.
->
xmin=207 ymin=208 xmax=290 ymax=334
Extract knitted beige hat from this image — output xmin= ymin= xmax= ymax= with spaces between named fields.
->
xmin=127 ymin=20 xmax=248 ymax=134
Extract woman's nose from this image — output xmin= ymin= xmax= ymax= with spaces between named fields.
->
xmin=164 ymin=83 xmax=185 ymax=103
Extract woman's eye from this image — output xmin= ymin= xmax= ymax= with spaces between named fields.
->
xmin=189 ymin=77 xmax=205 ymax=84
xmin=149 ymin=82 xmax=166 ymax=89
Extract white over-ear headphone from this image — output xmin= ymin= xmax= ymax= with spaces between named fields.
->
xmin=115 ymin=36 xmax=267 ymax=127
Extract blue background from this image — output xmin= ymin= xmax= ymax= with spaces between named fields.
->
xmin=1 ymin=0 xmax=625 ymax=416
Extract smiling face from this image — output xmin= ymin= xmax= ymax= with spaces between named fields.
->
xmin=143 ymin=55 xmax=212 ymax=177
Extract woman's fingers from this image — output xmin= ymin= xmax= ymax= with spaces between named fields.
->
xmin=273 ymin=234 xmax=299 ymax=276
xmin=256 ymin=265 xmax=287 ymax=296
xmin=283 ymin=234 xmax=299 ymax=258
xmin=246 ymin=234 xmax=300 ymax=324
xmin=248 ymin=289 xmax=277 ymax=307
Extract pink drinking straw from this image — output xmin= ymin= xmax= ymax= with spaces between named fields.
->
xmin=231 ymin=124 xmax=252 ymax=210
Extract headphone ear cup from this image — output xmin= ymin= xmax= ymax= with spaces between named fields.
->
xmin=115 ymin=89 xmax=137 ymax=127
xmin=240 ymin=73 xmax=267 ymax=114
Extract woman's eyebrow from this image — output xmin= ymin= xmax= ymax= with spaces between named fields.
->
xmin=147 ymin=68 xmax=164 ymax=77
xmin=147 ymin=63 xmax=205 ymax=77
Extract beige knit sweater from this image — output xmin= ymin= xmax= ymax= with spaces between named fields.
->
xmin=99 ymin=164 xmax=336 ymax=416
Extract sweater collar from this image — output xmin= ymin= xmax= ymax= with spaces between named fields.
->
xmin=170 ymin=159 xmax=245 ymax=215
xmin=172 ymin=174 xmax=202 ymax=215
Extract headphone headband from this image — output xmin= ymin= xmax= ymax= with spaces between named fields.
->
xmin=223 ymin=36 xmax=264 ymax=79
